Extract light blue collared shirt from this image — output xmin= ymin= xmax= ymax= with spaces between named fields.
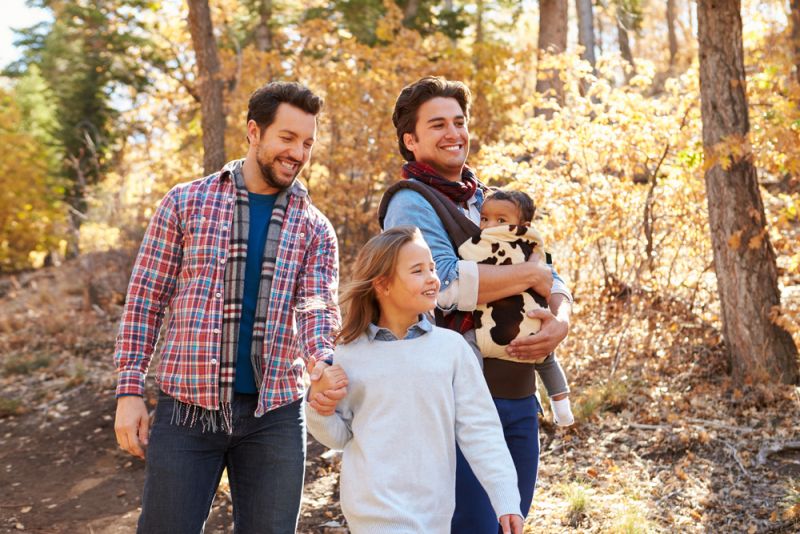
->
xmin=383 ymin=180 xmax=572 ymax=313
xmin=366 ymin=314 xmax=433 ymax=342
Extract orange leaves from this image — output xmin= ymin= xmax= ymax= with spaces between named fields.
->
xmin=728 ymin=230 xmax=743 ymax=250
xmin=747 ymin=229 xmax=766 ymax=250
xmin=727 ymin=226 xmax=766 ymax=252
xmin=703 ymin=134 xmax=753 ymax=173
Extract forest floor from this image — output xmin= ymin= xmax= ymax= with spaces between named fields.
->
xmin=0 ymin=252 xmax=798 ymax=533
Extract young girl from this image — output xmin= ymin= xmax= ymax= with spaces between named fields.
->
xmin=305 ymin=226 xmax=523 ymax=534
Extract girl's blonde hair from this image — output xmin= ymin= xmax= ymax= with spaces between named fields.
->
xmin=336 ymin=225 xmax=424 ymax=344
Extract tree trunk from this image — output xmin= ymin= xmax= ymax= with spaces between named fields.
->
xmin=576 ymin=0 xmax=596 ymax=68
xmin=403 ymin=0 xmax=420 ymax=26
xmin=697 ymin=0 xmax=799 ymax=386
xmin=475 ymin=0 xmax=484 ymax=45
xmin=667 ymin=0 xmax=678 ymax=68
xmin=792 ymin=0 xmax=800 ymax=85
xmin=187 ymin=0 xmax=226 ymax=175
xmin=253 ymin=0 xmax=273 ymax=52
xmin=535 ymin=0 xmax=568 ymax=118
xmin=616 ymin=17 xmax=635 ymax=72
xmin=596 ymin=3 xmax=604 ymax=54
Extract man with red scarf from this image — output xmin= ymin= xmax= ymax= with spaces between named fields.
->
xmin=381 ymin=76 xmax=573 ymax=533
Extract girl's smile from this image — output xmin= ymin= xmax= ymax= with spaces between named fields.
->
xmin=377 ymin=238 xmax=440 ymax=335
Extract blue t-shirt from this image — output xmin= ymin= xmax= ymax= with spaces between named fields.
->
xmin=235 ymin=191 xmax=277 ymax=394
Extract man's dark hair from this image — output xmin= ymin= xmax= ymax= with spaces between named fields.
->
xmin=247 ymin=81 xmax=324 ymax=136
xmin=392 ymin=76 xmax=471 ymax=162
xmin=485 ymin=188 xmax=536 ymax=224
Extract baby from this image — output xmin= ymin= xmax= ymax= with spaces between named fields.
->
xmin=460 ymin=188 xmax=574 ymax=426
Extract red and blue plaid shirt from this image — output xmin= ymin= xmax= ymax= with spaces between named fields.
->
xmin=114 ymin=165 xmax=340 ymax=416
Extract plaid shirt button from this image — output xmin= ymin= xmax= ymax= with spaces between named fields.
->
xmin=213 ymin=328 xmax=220 ymax=334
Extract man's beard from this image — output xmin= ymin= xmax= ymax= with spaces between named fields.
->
xmin=257 ymin=155 xmax=300 ymax=191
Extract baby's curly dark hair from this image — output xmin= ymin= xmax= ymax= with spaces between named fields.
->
xmin=485 ymin=189 xmax=535 ymax=224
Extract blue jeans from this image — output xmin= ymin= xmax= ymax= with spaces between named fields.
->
xmin=451 ymin=395 xmax=541 ymax=533
xmin=137 ymin=391 xmax=306 ymax=534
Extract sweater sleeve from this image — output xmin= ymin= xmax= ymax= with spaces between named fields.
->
xmin=534 ymin=353 xmax=570 ymax=397
xmin=305 ymin=397 xmax=354 ymax=451
xmin=452 ymin=339 xmax=522 ymax=519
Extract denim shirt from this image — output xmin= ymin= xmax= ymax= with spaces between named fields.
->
xmin=366 ymin=314 xmax=433 ymax=341
xmin=383 ymin=181 xmax=572 ymax=312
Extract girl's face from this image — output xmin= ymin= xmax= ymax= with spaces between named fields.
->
xmin=380 ymin=239 xmax=441 ymax=316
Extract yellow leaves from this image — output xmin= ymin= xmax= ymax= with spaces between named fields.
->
xmin=704 ymin=134 xmax=752 ymax=172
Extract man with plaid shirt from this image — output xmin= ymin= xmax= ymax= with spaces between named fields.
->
xmin=114 ymin=82 xmax=344 ymax=533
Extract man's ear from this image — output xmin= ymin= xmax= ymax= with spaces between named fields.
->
xmin=247 ymin=120 xmax=260 ymax=147
xmin=403 ymin=132 xmax=417 ymax=153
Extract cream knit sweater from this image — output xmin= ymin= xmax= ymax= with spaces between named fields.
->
xmin=305 ymin=327 xmax=521 ymax=534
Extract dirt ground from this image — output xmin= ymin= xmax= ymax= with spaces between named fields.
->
xmin=0 ymin=389 xmax=345 ymax=534
xmin=1 ymin=253 xmax=798 ymax=533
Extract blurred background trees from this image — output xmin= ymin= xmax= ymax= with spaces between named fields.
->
xmin=2 ymin=0 xmax=798 ymax=385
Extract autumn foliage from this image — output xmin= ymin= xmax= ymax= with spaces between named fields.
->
xmin=3 ymin=0 xmax=799 ymax=350
xmin=1 ymin=0 xmax=800 ymax=531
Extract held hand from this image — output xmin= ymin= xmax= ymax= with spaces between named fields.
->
xmin=309 ymin=359 xmax=348 ymax=392
xmin=506 ymin=308 xmax=569 ymax=360
xmin=499 ymin=514 xmax=524 ymax=534
xmin=308 ymin=386 xmax=347 ymax=416
xmin=307 ymin=358 xmax=348 ymax=416
xmin=114 ymin=396 xmax=150 ymax=459
xmin=307 ymin=358 xmax=329 ymax=382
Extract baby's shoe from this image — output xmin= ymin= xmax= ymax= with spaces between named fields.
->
xmin=551 ymin=397 xmax=574 ymax=427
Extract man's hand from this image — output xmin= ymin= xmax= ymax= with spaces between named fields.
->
xmin=506 ymin=308 xmax=569 ymax=360
xmin=114 ymin=396 xmax=150 ymax=459
xmin=308 ymin=359 xmax=348 ymax=391
xmin=525 ymin=253 xmax=553 ymax=299
xmin=307 ymin=359 xmax=348 ymax=416
xmin=307 ymin=358 xmax=329 ymax=382
xmin=499 ymin=514 xmax=523 ymax=534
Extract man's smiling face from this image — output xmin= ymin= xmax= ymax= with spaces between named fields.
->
xmin=252 ymin=103 xmax=317 ymax=193
xmin=403 ymin=96 xmax=470 ymax=181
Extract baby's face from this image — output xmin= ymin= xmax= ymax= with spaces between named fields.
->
xmin=480 ymin=199 xmax=522 ymax=229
